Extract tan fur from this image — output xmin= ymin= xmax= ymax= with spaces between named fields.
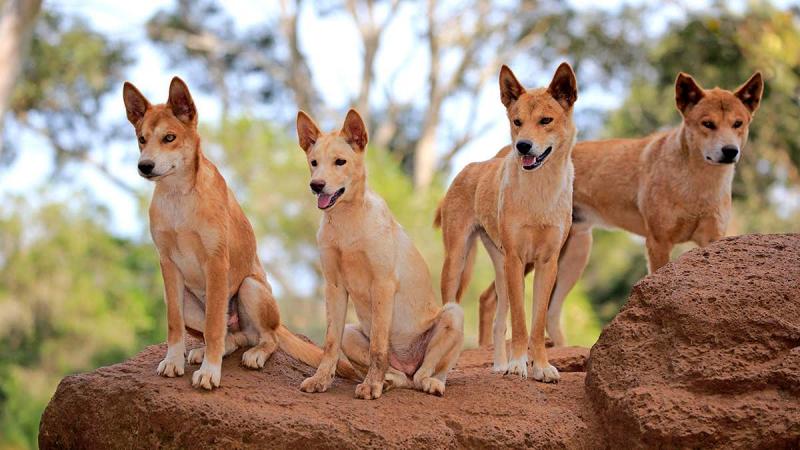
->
xmin=296 ymin=109 xmax=464 ymax=399
xmin=123 ymin=77 xmax=356 ymax=390
xmin=436 ymin=63 xmax=578 ymax=382
xmin=471 ymin=71 xmax=764 ymax=347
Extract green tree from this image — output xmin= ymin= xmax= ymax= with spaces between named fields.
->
xmin=0 ymin=193 xmax=163 ymax=449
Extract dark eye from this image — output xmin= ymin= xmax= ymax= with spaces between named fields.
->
xmin=732 ymin=120 xmax=743 ymax=129
xmin=540 ymin=117 xmax=553 ymax=125
xmin=335 ymin=159 xmax=346 ymax=166
xmin=513 ymin=119 xmax=522 ymax=127
xmin=163 ymin=134 xmax=176 ymax=143
xmin=702 ymin=121 xmax=716 ymax=130
xmin=138 ymin=136 xmax=146 ymax=144
xmin=311 ymin=160 xmax=317 ymax=167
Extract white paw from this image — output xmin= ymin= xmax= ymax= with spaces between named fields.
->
xmin=156 ymin=346 xmax=185 ymax=377
xmin=506 ymin=355 xmax=528 ymax=378
xmin=241 ymin=346 xmax=270 ymax=369
xmin=187 ymin=347 xmax=205 ymax=365
xmin=531 ymin=363 xmax=560 ymax=383
xmin=419 ymin=377 xmax=445 ymax=396
xmin=192 ymin=361 xmax=221 ymax=390
xmin=492 ymin=362 xmax=508 ymax=373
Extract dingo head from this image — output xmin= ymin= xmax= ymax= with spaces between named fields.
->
xmin=499 ymin=62 xmax=578 ymax=171
xmin=296 ymin=109 xmax=368 ymax=211
xmin=675 ymin=72 xmax=763 ymax=165
xmin=122 ymin=77 xmax=199 ymax=181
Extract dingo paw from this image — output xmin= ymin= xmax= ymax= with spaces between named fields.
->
xmin=419 ymin=377 xmax=445 ymax=396
xmin=241 ymin=346 xmax=272 ymax=369
xmin=156 ymin=352 xmax=185 ymax=377
xmin=354 ymin=380 xmax=383 ymax=400
xmin=506 ymin=355 xmax=528 ymax=379
xmin=191 ymin=362 xmax=221 ymax=390
xmin=187 ymin=347 xmax=204 ymax=365
xmin=531 ymin=363 xmax=560 ymax=383
xmin=300 ymin=373 xmax=333 ymax=393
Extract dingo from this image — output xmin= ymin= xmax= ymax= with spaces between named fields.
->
xmin=436 ymin=63 xmax=578 ymax=382
xmin=474 ymin=71 xmax=764 ymax=347
xmin=123 ymin=77 xmax=355 ymax=389
xmin=296 ymin=109 xmax=464 ymax=399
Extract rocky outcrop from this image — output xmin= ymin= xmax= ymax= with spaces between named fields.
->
xmin=39 ymin=234 xmax=800 ymax=449
xmin=586 ymin=234 xmax=800 ymax=448
xmin=39 ymin=341 xmax=598 ymax=449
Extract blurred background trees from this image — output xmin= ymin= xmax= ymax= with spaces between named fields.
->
xmin=0 ymin=1 xmax=798 ymax=447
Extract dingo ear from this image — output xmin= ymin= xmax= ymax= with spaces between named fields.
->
xmin=675 ymin=73 xmax=705 ymax=114
xmin=167 ymin=77 xmax=197 ymax=126
xmin=296 ymin=111 xmax=321 ymax=153
xmin=341 ymin=109 xmax=368 ymax=152
xmin=122 ymin=82 xmax=150 ymax=126
xmin=499 ymin=65 xmax=525 ymax=108
xmin=735 ymin=71 xmax=764 ymax=113
xmin=547 ymin=62 xmax=578 ymax=110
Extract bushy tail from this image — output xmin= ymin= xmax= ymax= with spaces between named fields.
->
xmin=433 ymin=200 xmax=443 ymax=228
xmin=276 ymin=325 xmax=360 ymax=381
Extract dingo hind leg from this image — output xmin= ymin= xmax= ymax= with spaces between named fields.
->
xmin=412 ymin=303 xmax=464 ymax=396
xmin=546 ymin=225 xmax=593 ymax=347
xmin=183 ymin=290 xmax=247 ymax=365
xmin=237 ymin=276 xmax=280 ymax=369
xmin=341 ymin=324 xmax=411 ymax=391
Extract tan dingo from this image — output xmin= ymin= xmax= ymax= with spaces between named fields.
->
xmin=295 ymin=109 xmax=464 ymax=399
xmin=436 ymin=63 xmax=578 ymax=382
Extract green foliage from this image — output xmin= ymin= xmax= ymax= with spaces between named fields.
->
xmin=0 ymin=193 xmax=163 ymax=449
xmin=7 ymin=10 xmax=130 ymax=169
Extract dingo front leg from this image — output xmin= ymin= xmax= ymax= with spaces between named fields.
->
xmin=192 ymin=256 xmax=228 ymax=390
xmin=504 ymin=254 xmax=528 ymax=378
xmin=156 ymin=258 xmax=186 ymax=378
xmin=301 ymin=258 xmax=348 ymax=393
xmin=355 ymin=280 xmax=395 ymax=400
xmin=530 ymin=252 xmax=560 ymax=383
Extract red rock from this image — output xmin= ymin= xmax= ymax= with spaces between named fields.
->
xmin=586 ymin=234 xmax=800 ymax=448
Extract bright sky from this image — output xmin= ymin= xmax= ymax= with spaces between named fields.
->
xmin=0 ymin=0 xmax=784 ymax=237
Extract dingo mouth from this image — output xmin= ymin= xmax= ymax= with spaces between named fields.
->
xmin=317 ymin=187 xmax=345 ymax=210
xmin=521 ymin=146 xmax=552 ymax=171
xmin=140 ymin=167 xmax=175 ymax=180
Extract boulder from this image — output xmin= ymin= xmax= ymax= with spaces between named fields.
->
xmin=39 ymin=340 xmax=601 ymax=449
xmin=586 ymin=234 xmax=800 ymax=448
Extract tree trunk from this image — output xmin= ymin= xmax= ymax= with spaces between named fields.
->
xmin=0 ymin=0 xmax=42 ymax=157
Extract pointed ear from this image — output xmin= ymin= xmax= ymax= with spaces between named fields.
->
xmin=675 ymin=73 xmax=705 ymax=114
xmin=122 ymin=82 xmax=150 ymax=126
xmin=167 ymin=76 xmax=197 ymax=126
xmin=499 ymin=65 xmax=525 ymax=109
xmin=296 ymin=110 xmax=321 ymax=153
xmin=547 ymin=62 xmax=578 ymax=110
xmin=735 ymin=71 xmax=764 ymax=113
xmin=341 ymin=109 xmax=368 ymax=152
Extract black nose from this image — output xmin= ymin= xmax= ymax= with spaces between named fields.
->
xmin=516 ymin=140 xmax=533 ymax=155
xmin=310 ymin=180 xmax=326 ymax=194
xmin=138 ymin=160 xmax=155 ymax=175
xmin=721 ymin=145 xmax=739 ymax=162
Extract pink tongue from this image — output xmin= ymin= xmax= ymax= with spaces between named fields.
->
xmin=317 ymin=193 xmax=333 ymax=209
xmin=522 ymin=155 xmax=536 ymax=166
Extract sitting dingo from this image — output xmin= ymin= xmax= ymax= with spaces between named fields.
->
xmin=123 ymin=77 xmax=355 ymax=389
xmin=295 ymin=109 xmax=464 ymax=399
xmin=436 ymin=63 xmax=579 ymax=382
xmin=474 ymin=71 xmax=764 ymax=347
